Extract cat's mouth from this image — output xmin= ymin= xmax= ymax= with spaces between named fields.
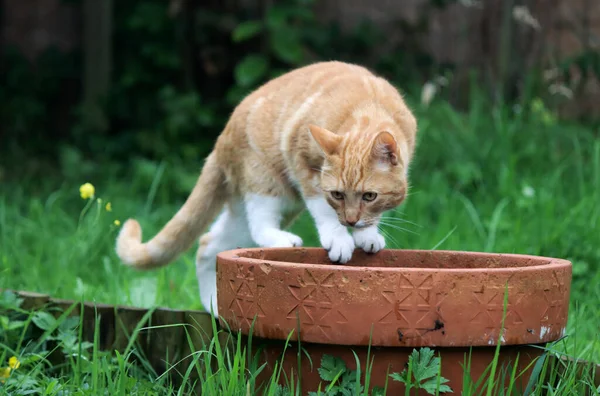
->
xmin=342 ymin=220 xmax=371 ymax=229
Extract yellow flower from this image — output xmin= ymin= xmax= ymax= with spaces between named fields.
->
xmin=0 ymin=356 xmax=17 ymax=383
xmin=0 ymin=366 xmax=10 ymax=380
xmin=79 ymin=183 xmax=95 ymax=200
xmin=114 ymin=220 xmax=121 ymax=226
xmin=105 ymin=202 xmax=112 ymax=212
xmin=8 ymin=356 xmax=21 ymax=370
xmin=8 ymin=357 xmax=20 ymax=370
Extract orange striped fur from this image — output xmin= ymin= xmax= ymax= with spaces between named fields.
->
xmin=115 ymin=61 xmax=418 ymax=313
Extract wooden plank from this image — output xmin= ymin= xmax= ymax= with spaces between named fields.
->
xmin=16 ymin=290 xmax=50 ymax=311
xmin=147 ymin=308 xmax=186 ymax=376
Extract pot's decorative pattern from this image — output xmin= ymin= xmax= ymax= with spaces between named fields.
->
xmin=377 ymin=275 xmax=444 ymax=342
xmin=228 ymin=264 xmax=266 ymax=327
xmin=217 ymin=248 xmax=571 ymax=347
xmin=285 ymin=269 xmax=349 ymax=341
xmin=469 ymin=285 xmax=524 ymax=327
xmin=540 ymin=270 xmax=567 ymax=324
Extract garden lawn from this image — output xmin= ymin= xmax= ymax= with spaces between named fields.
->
xmin=1 ymin=97 xmax=599 ymax=394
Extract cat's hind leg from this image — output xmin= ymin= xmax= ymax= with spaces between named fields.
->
xmin=244 ymin=194 xmax=303 ymax=248
xmin=195 ymin=201 xmax=254 ymax=315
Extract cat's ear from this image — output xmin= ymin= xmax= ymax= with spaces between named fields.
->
xmin=371 ymin=131 xmax=399 ymax=166
xmin=308 ymin=124 xmax=342 ymax=156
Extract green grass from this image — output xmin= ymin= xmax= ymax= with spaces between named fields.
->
xmin=1 ymin=95 xmax=599 ymax=394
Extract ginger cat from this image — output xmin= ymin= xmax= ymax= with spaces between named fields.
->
xmin=116 ymin=61 xmax=417 ymax=314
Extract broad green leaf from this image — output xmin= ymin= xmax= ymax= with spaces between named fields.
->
xmin=7 ymin=320 xmax=26 ymax=331
xmin=32 ymin=311 xmax=57 ymax=331
xmin=0 ymin=290 xmax=24 ymax=309
xmin=390 ymin=348 xmax=452 ymax=394
xmin=270 ymin=32 xmax=303 ymax=64
xmin=234 ymin=55 xmax=269 ymax=87
xmin=390 ymin=371 xmax=409 ymax=384
xmin=266 ymin=6 xmax=287 ymax=29
xmin=318 ymin=354 xmax=347 ymax=382
xmin=59 ymin=315 xmax=80 ymax=332
xmin=422 ymin=377 xmax=452 ymax=394
xmin=340 ymin=369 xmax=362 ymax=390
xmin=232 ymin=20 xmax=264 ymax=42
xmin=80 ymin=341 xmax=94 ymax=350
xmin=412 ymin=347 xmax=438 ymax=381
xmin=45 ymin=379 xmax=59 ymax=394
xmin=21 ymin=354 xmax=44 ymax=365
xmin=0 ymin=315 xmax=8 ymax=329
xmin=266 ymin=5 xmax=314 ymax=29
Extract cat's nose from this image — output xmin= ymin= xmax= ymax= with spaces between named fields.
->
xmin=345 ymin=215 xmax=359 ymax=226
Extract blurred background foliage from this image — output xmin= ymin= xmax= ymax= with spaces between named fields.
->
xmin=0 ymin=0 xmax=599 ymax=185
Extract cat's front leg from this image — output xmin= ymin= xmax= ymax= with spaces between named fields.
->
xmin=245 ymin=194 xmax=303 ymax=247
xmin=305 ymin=197 xmax=355 ymax=263
xmin=352 ymin=225 xmax=386 ymax=254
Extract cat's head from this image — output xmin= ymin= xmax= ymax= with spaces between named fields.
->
xmin=309 ymin=124 xmax=412 ymax=228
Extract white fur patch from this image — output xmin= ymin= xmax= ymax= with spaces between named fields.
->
xmin=245 ymin=194 xmax=303 ymax=247
xmin=375 ymin=159 xmax=392 ymax=172
xmin=196 ymin=204 xmax=254 ymax=316
xmin=305 ymin=197 xmax=355 ymax=263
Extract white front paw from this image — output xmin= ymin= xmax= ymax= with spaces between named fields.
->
xmin=353 ymin=227 xmax=385 ymax=253
xmin=257 ymin=229 xmax=303 ymax=248
xmin=320 ymin=228 xmax=355 ymax=264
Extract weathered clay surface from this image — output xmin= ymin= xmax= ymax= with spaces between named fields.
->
xmin=216 ymin=248 xmax=571 ymax=348
xmin=216 ymin=248 xmax=572 ymax=393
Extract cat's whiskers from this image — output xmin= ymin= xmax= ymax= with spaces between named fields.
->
xmin=380 ymin=216 xmax=422 ymax=228
xmin=389 ymin=205 xmax=420 ymax=217
xmin=377 ymin=225 xmax=400 ymax=249
xmin=401 ymin=190 xmax=419 ymax=199
xmin=378 ymin=220 xmax=420 ymax=236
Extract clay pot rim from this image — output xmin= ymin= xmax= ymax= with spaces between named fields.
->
xmin=217 ymin=248 xmax=571 ymax=273
xmin=217 ymin=248 xmax=571 ymax=347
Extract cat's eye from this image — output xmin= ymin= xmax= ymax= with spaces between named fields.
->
xmin=331 ymin=191 xmax=344 ymax=200
xmin=362 ymin=192 xmax=378 ymax=202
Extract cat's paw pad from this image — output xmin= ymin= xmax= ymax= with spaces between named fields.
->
xmin=258 ymin=229 xmax=303 ymax=248
xmin=321 ymin=230 xmax=355 ymax=264
xmin=353 ymin=228 xmax=385 ymax=253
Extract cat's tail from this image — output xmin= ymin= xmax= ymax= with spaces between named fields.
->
xmin=115 ymin=152 xmax=226 ymax=270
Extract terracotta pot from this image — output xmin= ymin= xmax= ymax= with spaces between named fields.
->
xmin=216 ymin=248 xmax=571 ymax=394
